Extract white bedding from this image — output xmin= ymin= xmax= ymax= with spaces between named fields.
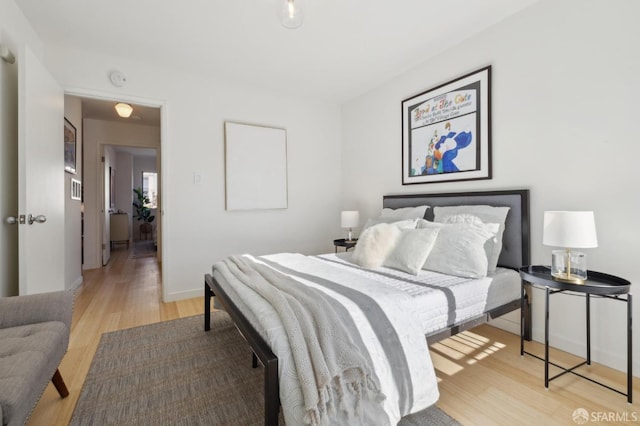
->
xmin=213 ymin=253 xmax=440 ymax=426
xmin=319 ymin=252 xmax=521 ymax=335
xmin=211 ymin=251 xmax=520 ymax=425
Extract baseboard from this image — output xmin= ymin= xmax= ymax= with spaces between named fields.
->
xmin=163 ymin=288 xmax=201 ymax=303
xmin=489 ymin=316 xmax=520 ymax=335
xmin=68 ymin=275 xmax=83 ymax=291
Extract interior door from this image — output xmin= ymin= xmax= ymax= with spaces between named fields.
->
xmin=17 ymin=45 xmax=65 ymax=294
xmin=101 ymin=150 xmax=111 ymax=266
xmin=0 ymin=44 xmax=19 ymax=297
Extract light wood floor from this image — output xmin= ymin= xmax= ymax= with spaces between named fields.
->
xmin=27 ymin=246 xmax=639 ymax=425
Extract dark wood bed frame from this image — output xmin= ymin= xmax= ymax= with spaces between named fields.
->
xmin=204 ymin=189 xmax=532 ymax=426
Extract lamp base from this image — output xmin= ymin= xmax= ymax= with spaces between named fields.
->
xmin=551 ymin=272 xmax=586 ymax=285
xmin=346 ymin=228 xmax=354 ymax=242
xmin=551 ymin=249 xmax=587 ymax=284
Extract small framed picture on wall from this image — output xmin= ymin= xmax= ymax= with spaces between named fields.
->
xmin=64 ymin=118 xmax=77 ymax=174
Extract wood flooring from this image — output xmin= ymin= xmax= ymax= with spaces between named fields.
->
xmin=27 ymin=246 xmax=639 ymax=425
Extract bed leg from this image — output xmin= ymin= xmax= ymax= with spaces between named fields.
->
xmin=265 ymin=357 xmax=279 ymax=426
xmin=204 ymin=276 xmax=213 ymax=332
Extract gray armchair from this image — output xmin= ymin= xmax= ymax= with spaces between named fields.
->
xmin=0 ymin=290 xmax=74 ymax=426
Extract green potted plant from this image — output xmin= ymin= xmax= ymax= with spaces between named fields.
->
xmin=132 ymin=187 xmax=155 ymax=239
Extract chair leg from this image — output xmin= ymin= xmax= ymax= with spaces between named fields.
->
xmin=51 ymin=368 xmax=69 ymax=398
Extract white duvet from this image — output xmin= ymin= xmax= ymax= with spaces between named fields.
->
xmin=213 ymin=253 xmax=439 ymax=426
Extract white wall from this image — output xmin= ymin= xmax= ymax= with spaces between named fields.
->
xmin=83 ymin=119 xmax=160 ymax=269
xmin=63 ymin=95 xmax=82 ymax=289
xmin=342 ymin=0 xmax=640 ymax=375
xmin=49 ymin=46 xmax=343 ymax=301
xmin=0 ymin=1 xmax=43 ymax=59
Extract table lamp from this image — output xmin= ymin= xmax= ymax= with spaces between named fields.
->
xmin=543 ymin=211 xmax=598 ymax=284
xmin=341 ymin=211 xmax=359 ymax=242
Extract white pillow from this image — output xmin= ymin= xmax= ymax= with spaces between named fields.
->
xmin=383 ymin=228 xmax=440 ymax=275
xmin=360 ymin=217 xmax=418 ymax=234
xmin=351 ymin=223 xmax=401 ymax=268
xmin=439 ymin=214 xmax=499 ymax=275
xmin=417 ymin=220 xmax=498 ymax=278
xmin=380 ymin=205 xmax=429 ymax=220
xmin=433 ymin=205 xmax=510 ymax=273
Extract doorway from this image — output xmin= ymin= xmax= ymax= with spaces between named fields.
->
xmin=67 ymin=95 xmax=163 ymax=280
xmin=102 ymin=145 xmax=160 ymax=265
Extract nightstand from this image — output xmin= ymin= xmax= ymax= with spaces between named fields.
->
xmin=333 ymin=238 xmax=357 ymax=253
xmin=519 ymin=265 xmax=632 ymax=403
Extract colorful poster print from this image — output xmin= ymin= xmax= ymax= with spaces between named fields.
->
xmin=402 ymin=66 xmax=491 ymax=185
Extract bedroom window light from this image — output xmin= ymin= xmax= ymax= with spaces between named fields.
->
xmin=142 ymin=172 xmax=158 ymax=209
xmin=543 ymin=211 xmax=598 ymax=284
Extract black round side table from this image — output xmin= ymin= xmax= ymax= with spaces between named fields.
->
xmin=519 ymin=265 xmax=632 ymax=403
xmin=333 ymin=238 xmax=357 ymax=253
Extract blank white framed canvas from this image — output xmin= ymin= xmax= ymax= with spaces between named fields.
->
xmin=224 ymin=121 xmax=288 ymax=210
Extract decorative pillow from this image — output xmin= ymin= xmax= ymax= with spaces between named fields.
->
xmin=433 ymin=205 xmax=510 ymax=273
xmin=383 ymin=228 xmax=440 ymax=275
xmin=360 ymin=217 xmax=418 ymax=234
xmin=380 ymin=205 xmax=430 ymax=220
xmin=417 ymin=220 xmax=498 ymax=278
xmin=351 ymin=223 xmax=401 ymax=269
xmin=439 ymin=214 xmax=500 ymax=275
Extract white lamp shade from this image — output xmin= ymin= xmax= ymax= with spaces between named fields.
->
xmin=543 ymin=211 xmax=598 ymax=248
xmin=115 ymin=103 xmax=133 ymax=118
xmin=341 ymin=211 xmax=359 ymax=228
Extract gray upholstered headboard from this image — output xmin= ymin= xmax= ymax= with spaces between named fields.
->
xmin=383 ymin=189 xmax=530 ymax=270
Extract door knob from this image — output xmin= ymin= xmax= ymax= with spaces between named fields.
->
xmin=28 ymin=214 xmax=47 ymax=225
xmin=5 ymin=215 xmax=25 ymax=225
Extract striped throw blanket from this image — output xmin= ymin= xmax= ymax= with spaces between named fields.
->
xmin=213 ymin=253 xmax=438 ymax=426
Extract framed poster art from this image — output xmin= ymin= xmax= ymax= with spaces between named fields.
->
xmin=64 ymin=118 xmax=77 ymax=174
xmin=224 ymin=121 xmax=288 ymax=210
xmin=402 ymin=66 xmax=491 ymax=185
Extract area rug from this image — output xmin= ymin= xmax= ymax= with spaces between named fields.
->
xmin=132 ymin=240 xmax=156 ymax=259
xmin=70 ymin=313 xmax=461 ymax=425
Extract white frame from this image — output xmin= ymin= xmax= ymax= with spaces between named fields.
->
xmin=71 ymin=178 xmax=81 ymax=200
xmin=224 ymin=121 xmax=288 ymax=211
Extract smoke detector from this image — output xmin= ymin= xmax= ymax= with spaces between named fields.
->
xmin=109 ymin=70 xmax=127 ymax=87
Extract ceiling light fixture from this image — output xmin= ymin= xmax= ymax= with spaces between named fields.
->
xmin=280 ymin=0 xmax=303 ymax=29
xmin=115 ymin=103 xmax=133 ymax=118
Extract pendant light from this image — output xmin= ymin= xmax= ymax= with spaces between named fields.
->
xmin=281 ymin=0 xmax=303 ymax=29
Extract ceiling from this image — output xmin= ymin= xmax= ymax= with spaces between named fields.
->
xmin=17 ymin=0 xmax=540 ymax=104
xmin=111 ymin=146 xmax=157 ymax=158
xmin=80 ymin=97 xmax=161 ymax=127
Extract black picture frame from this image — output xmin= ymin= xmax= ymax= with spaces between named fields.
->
xmin=401 ymin=66 xmax=491 ymax=185
xmin=64 ymin=118 xmax=77 ymax=174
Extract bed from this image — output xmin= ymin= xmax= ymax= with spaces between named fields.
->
xmin=204 ymin=189 xmax=531 ymax=425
